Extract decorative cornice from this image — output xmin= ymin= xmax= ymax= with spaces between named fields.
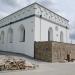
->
xmin=35 ymin=3 xmax=69 ymax=22
xmin=0 ymin=3 xmax=69 ymax=30
xmin=0 ymin=14 xmax=69 ymax=29
xmin=35 ymin=14 xmax=69 ymax=29
xmin=0 ymin=14 xmax=35 ymax=28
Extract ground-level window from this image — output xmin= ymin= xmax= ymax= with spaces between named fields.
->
xmin=48 ymin=27 xmax=53 ymax=41
xmin=8 ymin=28 xmax=13 ymax=43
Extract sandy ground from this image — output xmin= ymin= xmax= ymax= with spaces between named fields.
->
xmin=0 ymin=55 xmax=75 ymax=75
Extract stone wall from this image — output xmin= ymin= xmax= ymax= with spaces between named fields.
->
xmin=34 ymin=41 xmax=75 ymax=63
xmin=52 ymin=42 xmax=75 ymax=62
xmin=34 ymin=41 xmax=52 ymax=62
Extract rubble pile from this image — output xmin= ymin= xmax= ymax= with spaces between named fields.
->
xmin=0 ymin=56 xmax=36 ymax=71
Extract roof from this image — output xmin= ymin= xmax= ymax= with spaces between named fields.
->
xmin=0 ymin=2 xmax=69 ymax=22
xmin=35 ymin=3 xmax=69 ymax=21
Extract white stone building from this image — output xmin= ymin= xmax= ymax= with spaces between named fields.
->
xmin=0 ymin=3 xmax=70 ymax=58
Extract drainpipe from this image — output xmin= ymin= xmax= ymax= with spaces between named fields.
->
xmin=40 ymin=15 xmax=42 ymax=41
xmin=39 ymin=6 xmax=42 ymax=41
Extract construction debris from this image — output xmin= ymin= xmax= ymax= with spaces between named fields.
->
xmin=0 ymin=56 xmax=37 ymax=71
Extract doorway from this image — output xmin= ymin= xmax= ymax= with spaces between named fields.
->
xmin=67 ymin=54 xmax=70 ymax=62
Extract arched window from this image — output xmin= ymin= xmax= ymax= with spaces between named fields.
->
xmin=19 ymin=25 xmax=25 ymax=42
xmin=8 ymin=28 xmax=13 ymax=43
xmin=1 ymin=31 xmax=4 ymax=44
xmin=48 ymin=27 xmax=53 ymax=41
xmin=60 ymin=31 xmax=63 ymax=42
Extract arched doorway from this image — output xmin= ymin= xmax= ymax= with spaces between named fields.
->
xmin=67 ymin=54 xmax=70 ymax=62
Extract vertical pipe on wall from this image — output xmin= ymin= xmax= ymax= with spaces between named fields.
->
xmin=39 ymin=6 xmax=42 ymax=41
xmin=40 ymin=15 xmax=42 ymax=41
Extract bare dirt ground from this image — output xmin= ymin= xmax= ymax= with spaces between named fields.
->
xmin=0 ymin=54 xmax=75 ymax=75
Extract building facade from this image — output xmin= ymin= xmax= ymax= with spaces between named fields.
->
xmin=0 ymin=3 xmax=73 ymax=62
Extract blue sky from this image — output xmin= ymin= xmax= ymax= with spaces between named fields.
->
xmin=0 ymin=0 xmax=75 ymax=41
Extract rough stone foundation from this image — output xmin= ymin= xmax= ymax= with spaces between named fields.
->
xmin=34 ymin=42 xmax=52 ymax=62
xmin=34 ymin=41 xmax=75 ymax=63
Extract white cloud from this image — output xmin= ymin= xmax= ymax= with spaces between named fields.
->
xmin=0 ymin=0 xmax=21 ymax=7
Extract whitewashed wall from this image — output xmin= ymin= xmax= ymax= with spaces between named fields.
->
xmin=0 ymin=17 xmax=35 ymax=57
xmin=35 ymin=16 xmax=70 ymax=43
xmin=0 ymin=3 xmax=35 ymax=57
xmin=34 ymin=3 xmax=70 ymax=43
